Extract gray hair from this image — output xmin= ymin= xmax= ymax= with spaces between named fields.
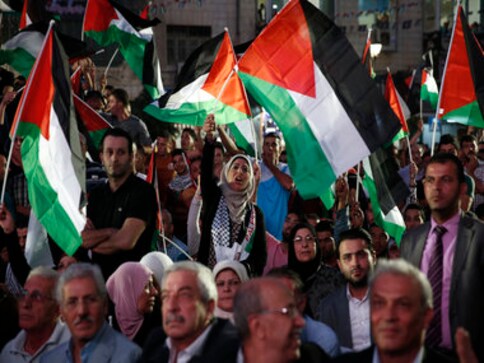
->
xmin=161 ymin=261 xmax=217 ymax=304
xmin=56 ymin=263 xmax=107 ymax=304
xmin=27 ymin=267 xmax=59 ymax=297
xmin=369 ymin=258 xmax=433 ymax=310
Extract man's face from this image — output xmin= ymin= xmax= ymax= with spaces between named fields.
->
xmin=317 ymin=231 xmax=335 ymax=258
xmin=157 ymin=137 xmax=171 ymax=156
xmin=404 ymin=209 xmax=424 ymax=230
xmin=18 ymin=276 xmax=58 ymax=332
xmin=256 ymin=281 xmax=305 ymax=362
xmin=214 ymin=148 xmax=224 ymax=167
xmin=370 ymin=225 xmax=388 ymax=257
xmin=461 ymin=140 xmax=477 ymax=157
xmin=371 ymin=273 xmax=432 ymax=356
xmin=282 ymin=213 xmax=300 ymax=241
xmin=181 ymin=131 xmax=194 ymax=151
xmin=161 ymin=270 xmax=213 ymax=349
xmin=337 ymin=238 xmax=375 ymax=287
xmin=16 ymin=227 xmax=27 ymax=251
xmin=60 ymin=277 xmax=107 ymax=345
xmin=423 ymin=162 xmax=464 ymax=218
xmin=263 ymin=136 xmax=281 ymax=163
xmin=172 ymin=154 xmax=188 ymax=176
xmin=101 ymin=136 xmax=133 ymax=180
xmin=107 ymin=95 xmax=123 ymax=116
xmin=161 ymin=210 xmax=174 ymax=238
xmin=190 ymin=159 xmax=202 ymax=181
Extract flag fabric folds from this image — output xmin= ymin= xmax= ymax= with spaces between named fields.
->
xmin=11 ymin=24 xmax=86 ymax=256
xmin=238 ymin=0 xmax=401 ymax=201
xmin=362 ymin=148 xmax=409 ymax=245
xmin=420 ymin=68 xmax=438 ymax=110
xmin=0 ymin=22 xmax=94 ymax=78
xmin=438 ymin=5 xmax=484 ymax=128
xmin=83 ymin=0 xmax=164 ymax=99
xmin=385 ymin=70 xmax=409 ymax=142
xmin=19 ymin=0 xmax=31 ymax=30
xmin=145 ymin=31 xmax=251 ymax=126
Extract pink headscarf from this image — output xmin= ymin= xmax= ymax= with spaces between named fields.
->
xmin=106 ymin=262 xmax=153 ymax=340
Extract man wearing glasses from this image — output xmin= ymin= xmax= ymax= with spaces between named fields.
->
xmin=40 ymin=263 xmax=140 ymax=363
xmin=0 ymin=267 xmax=70 ymax=363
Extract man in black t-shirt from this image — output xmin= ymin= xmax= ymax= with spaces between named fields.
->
xmin=82 ymin=128 xmax=156 ymax=279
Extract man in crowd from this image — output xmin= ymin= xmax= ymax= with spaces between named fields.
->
xmin=403 ymin=203 xmax=425 ymax=231
xmin=1 ymin=267 xmax=70 ymax=363
xmin=401 ymin=153 xmax=484 ymax=361
xmin=81 ymin=128 xmax=156 ymax=279
xmin=41 ymin=263 xmax=141 ymax=362
xmin=141 ymin=261 xmax=239 ymax=362
xmin=155 ymin=133 xmax=175 ymax=206
xmin=103 ymin=88 xmax=151 ymax=148
xmin=159 ymin=209 xmax=189 ymax=261
xmin=318 ymin=228 xmax=376 ymax=352
xmin=333 ymin=259 xmax=457 ymax=363
xmin=316 ymin=221 xmax=338 ymax=268
xmin=257 ymin=133 xmax=294 ymax=239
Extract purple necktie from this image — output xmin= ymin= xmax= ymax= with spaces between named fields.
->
xmin=425 ymin=225 xmax=447 ymax=347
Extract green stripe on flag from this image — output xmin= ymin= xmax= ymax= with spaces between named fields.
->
xmin=0 ymin=47 xmax=35 ymax=78
xmin=19 ymin=123 xmax=82 ymax=256
xmin=442 ymin=100 xmax=484 ymax=128
xmin=239 ymin=71 xmax=336 ymax=199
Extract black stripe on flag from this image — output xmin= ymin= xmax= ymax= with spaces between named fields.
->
xmin=300 ymin=0 xmax=401 ymax=152
xmin=109 ymin=0 xmax=160 ymax=30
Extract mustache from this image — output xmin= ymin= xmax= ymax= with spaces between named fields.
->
xmin=165 ymin=313 xmax=185 ymax=324
xmin=74 ymin=315 xmax=94 ymax=325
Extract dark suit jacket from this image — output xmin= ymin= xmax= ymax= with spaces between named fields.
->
xmin=140 ymin=318 xmax=239 ymax=363
xmin=318 ymin=286 xmax=353 ymax=350
xmin=400 ymin=215 xmax=484 ymax=362
xmin=332 ymin=346 xmax=457 ymax=363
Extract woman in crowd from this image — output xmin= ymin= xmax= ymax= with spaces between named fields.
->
xmin=287 ymin=223 xmax=344 ymax=317
xmin=140 ymin=251 xmax=173 ymax=290
xmin=106 ymin=262 xmax=160 ymax=346
xmin=213 ymin=260 xmax=249 ymax=321
xmin=197 ymin=115 xmax=266 ymax=276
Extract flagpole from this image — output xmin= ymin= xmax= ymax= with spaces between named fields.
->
xmin=405 ymin=134 xmax=414 ymax=164
xmin=104 ymin=48 xmax=119 ymax=77
xmin=355 ymin=162 xmax=361 ymax=203
xmin=1 ymin=21 xmax=55 ymax=205
xmin=159 ymin=234 xmax=193 ymax=260
xmin=431 ymin=2 xmax=460 ymax=155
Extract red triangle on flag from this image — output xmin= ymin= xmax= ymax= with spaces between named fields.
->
xmin=385 ymin=71 xmax=408 ymax=133
xmin=239 ymin=0 xmax=315 ymax=98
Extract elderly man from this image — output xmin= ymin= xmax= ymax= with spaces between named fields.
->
xmin=141 ymin=261 xmax=239 ymax=363
xmin=233 ymin=277 xmax=328 ymax=363
xmin=0 ymin=267 xmax=70 ymax=363
xmin=40 ymin=263 xmax=141 ymax=363
xmin=333 ymin=259 xmax=457 ymax=363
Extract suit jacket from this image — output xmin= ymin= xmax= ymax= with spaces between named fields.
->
xmin=331 ymin=345 xmax=457 ymax=363
xmin=318 ymin=286 xmax=353 ymax=350
xmin=141 ymin=318 xmax=239 ymax=363
xmin=40 ymin=323 xmax=141 ymax=363
xmin=400 ymin=215 xmax=484 ymax=362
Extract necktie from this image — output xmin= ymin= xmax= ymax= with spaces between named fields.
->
xmin=425 ymin=225 xmax=447 ymax=347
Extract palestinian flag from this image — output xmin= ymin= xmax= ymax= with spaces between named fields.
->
xmin=19 ymin=0 xmax=31 ymax=29
xmin=0 ymin=22 xmax=94 ymax=78
xmin=238 ymin=0 xmax=401 ymax=201
xmin=362 ymin=147 xmax=408 ymax=245
xmin=11 ymin=24 xmax=86 ymax=256
xmin=385 ymin=70 xmax=409 ymax=142
xmin=73 ymin=94 xmax=112 ymax=149
xmin=420 ymin=68 xmax=438 ymax=110
xmin=83 ymin=0 xmax=164 ymax=99
xmin=227 ymin=118 xmax=257 ymax=157
xmin=438 ymin=5 xmax=484 ymax=128
xmin=145 ymin=31 xmax=251 ymax=126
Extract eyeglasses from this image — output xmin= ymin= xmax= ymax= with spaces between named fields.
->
xmin=17 ymin=289 xmax=54 ymax=303
xmin=293 ymin=235 xmax=316 ymax=244
xmin=216 ymin=279 xmax=241 ymax=288
xmin=259 ymin=305 xmax=300 ymax=319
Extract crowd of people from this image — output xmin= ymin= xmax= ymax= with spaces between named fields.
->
xmin=0 ymin=59 xmax=483 ymax=363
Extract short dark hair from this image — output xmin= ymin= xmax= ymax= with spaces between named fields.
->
xmin=263 ymin=131 xmax=281 ymax=141
xmin=266 ymin=267 xmax=304 ymax=294
xmin=337 ymin=228 xmax=374 ymax=258
xmin=438 ymin=134 xmax=459 ymax=151
xmin=110 ymin=88 xmax=130 ymax=107
xmin=403 ymin=203 xmax=425 ymax=220
xmin=214 ymin=141 xmax=225 ymax=154
xmin=100 ymin=127 xmax=133 ymax=155
xmin=171 ymin=148 xmax=186 ymax=158
xmin=315 ymin=220 xmax=334 ymax=234
xmin=85 ymin=90 xmax=104 ymax=102
xmin=182 ymin=128 xmax=197 ymax=140
xmin=425 ymin=153 xmax=465 ymax=184
xmin=460 ymin=134 xmax=477 ymax=147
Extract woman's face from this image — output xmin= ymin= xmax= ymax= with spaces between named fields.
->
xmin=136 ymin=275 xmax=158 ymax=315
xmin=293 ymin=228 xmax=317 ymax=263
xmin=227 ymin=158 xmax=250 ymax=192
xmin=215 ymin=269 xmax=242 ymax=312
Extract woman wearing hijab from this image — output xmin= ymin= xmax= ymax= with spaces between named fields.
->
xmin=140 ymin=251 xmax=173 ymax=291
xmin=197 ymin=132 xmax=266 ymax=276
xmin=213 ymin=260 xmax=249 ymax=321
xmin=287 ymin=223 xmax=345 ymax=317
xmin=106 ymin=262 xmax=160 ymax=346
